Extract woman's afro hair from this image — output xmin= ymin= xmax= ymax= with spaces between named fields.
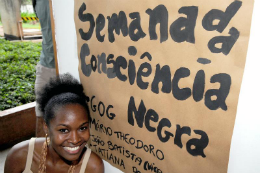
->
xmin=37 ymin=73 xmax=89 ymax=125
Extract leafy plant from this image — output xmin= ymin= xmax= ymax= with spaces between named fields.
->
xmin=0 ymin=39 xmax=41 ymax=110
xmin=21 ymin=12 xmax=36 ymax=18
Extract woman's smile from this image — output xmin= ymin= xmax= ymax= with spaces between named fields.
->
xmin=63 ymin=142 xmax=85 ymax=154
xmin=63 ymin=146 xmax=80 ymax=154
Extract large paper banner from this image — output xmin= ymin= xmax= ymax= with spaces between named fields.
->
xmin=74 ymin=0 xmax=254 ymax=172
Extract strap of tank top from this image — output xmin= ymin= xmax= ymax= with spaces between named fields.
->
xmin=24 ymin=138 xmax=36 ymax=172
xmin=79 ymin=148 xmax=92 ymax=173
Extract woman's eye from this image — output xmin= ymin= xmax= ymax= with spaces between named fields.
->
xmin=80 ymin=126 xmax=88 ymax=131
xmin=59 ymin=129 xmax=69 ymax=133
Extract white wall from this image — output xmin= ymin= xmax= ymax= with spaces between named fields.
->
xmin=51 ymin=0 xmax=80 ymax=81
xmin=52 ymin=0 xmax=260 ymax=172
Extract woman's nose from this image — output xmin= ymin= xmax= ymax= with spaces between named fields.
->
xmin=68 ymin=131 xmax=81 ymax=144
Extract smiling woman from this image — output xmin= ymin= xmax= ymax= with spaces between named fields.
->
xmin=4 ymin=74 xmax=104 ymax=173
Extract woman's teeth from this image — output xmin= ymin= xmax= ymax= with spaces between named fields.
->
xmin=64 ymin=146 xmax=80 ymax=151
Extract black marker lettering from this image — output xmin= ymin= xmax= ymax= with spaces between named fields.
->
xmin=146 ymin=5 xmax=168 ymax=43
xmin=170 ymin=6 xmax=198 ymax=43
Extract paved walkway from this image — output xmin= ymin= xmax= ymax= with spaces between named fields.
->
xmin=0 ymin=25 xmax=42 ymax=40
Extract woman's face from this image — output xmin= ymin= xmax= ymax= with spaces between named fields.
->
xmin=47 ymin=103 xmax=90 ymax=162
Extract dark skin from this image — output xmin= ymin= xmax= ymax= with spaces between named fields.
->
xmin=4 ymin=104 xmax=104 ymax=173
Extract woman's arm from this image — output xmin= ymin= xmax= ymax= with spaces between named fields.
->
xmin=4 ymin=140 xmax=29 ymax=173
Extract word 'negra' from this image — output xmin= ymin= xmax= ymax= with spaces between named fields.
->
xmin=128 ymin=96 xmax=209 ymax=158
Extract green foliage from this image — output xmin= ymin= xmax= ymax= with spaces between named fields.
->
xmin=0 ymin=39 xmax=41 ymax=110
xmin=22 ymin=22 xmax=41 ymax=29
xmin=21 ymin=12 xmax=36 ymax=18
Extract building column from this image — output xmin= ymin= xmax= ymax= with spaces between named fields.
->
xmin=0 ymin=0 xmax=22 ymax=40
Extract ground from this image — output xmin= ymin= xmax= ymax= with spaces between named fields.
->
xmin=0 ymin=22 xmax=41 ymax=40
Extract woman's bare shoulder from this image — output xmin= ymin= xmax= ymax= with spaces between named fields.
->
xmin=4 ymin=138 xmax=45 ymax=173
xmin=4 ymin=139 xmax=31 ymax=172
xmin=85 ymin=151 xmax=104 ymax=173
